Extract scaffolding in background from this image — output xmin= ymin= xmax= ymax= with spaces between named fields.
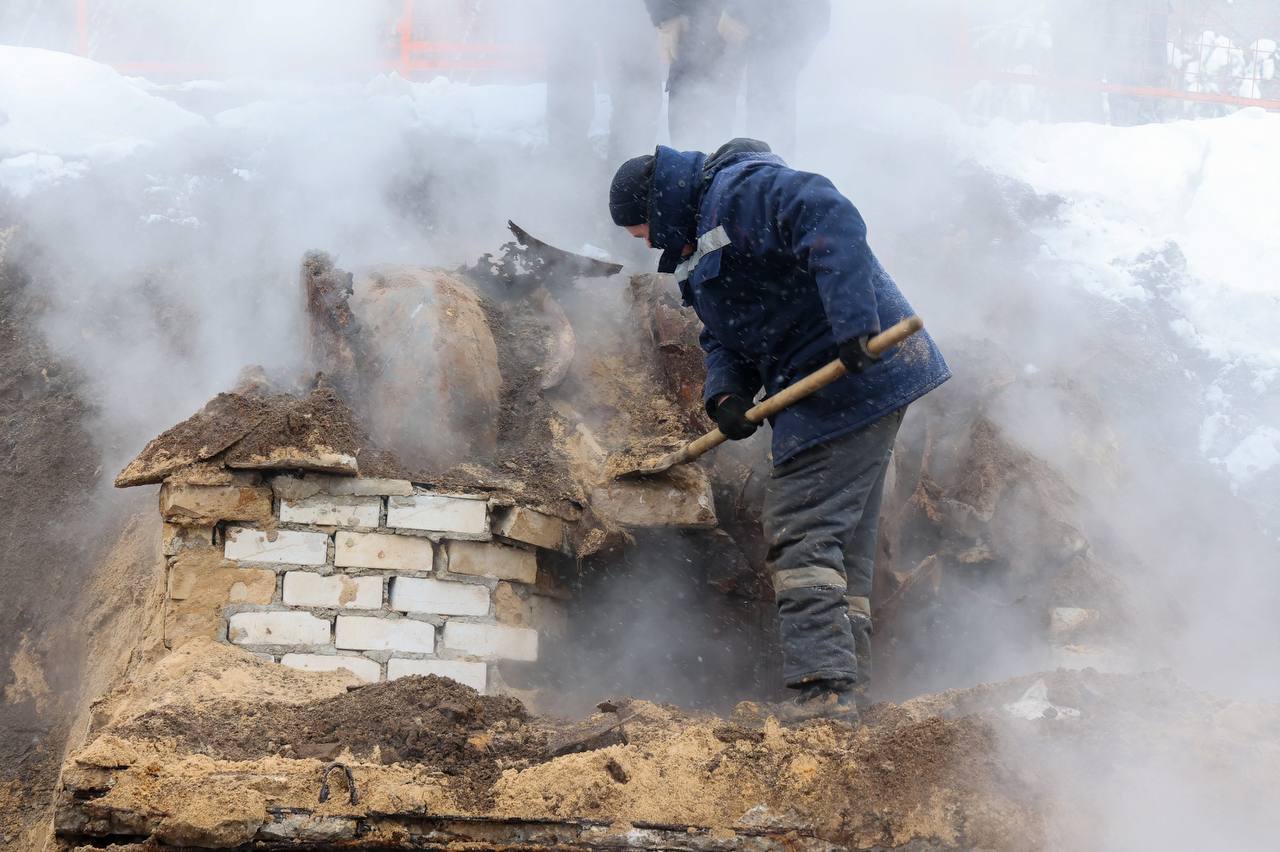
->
xmin=960 ymin=0 xmax=1280 ymax=119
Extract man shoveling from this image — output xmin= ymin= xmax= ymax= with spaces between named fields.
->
xmin=608 ymin=139 xmax=950 ymax=721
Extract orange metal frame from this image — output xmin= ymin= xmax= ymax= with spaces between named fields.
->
xmin=71 ymin=0 xmax=543 ymax=78
xmin=954 ymin=1 xmax=1280 ymax=112
xmin=393 ymin=0 xmax=542 ymax=75
xmin=978 ymin=68 xmax=1280 ymax=111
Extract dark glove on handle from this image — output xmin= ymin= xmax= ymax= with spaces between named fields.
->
xmin=711 ymin=394 xmax=759 ymax=441
xmin=838 ymin=334 xmax=881 ymax=374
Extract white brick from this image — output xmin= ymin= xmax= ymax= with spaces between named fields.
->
xmin=228 ymin=611 xmax=331 ymax=646
xmin=390 ymin=577 xmax=489 ymax=617
xmin=443 ymin=622 xmax=538 ymax=661
xmin=280 ymin=653 xmax=381 ymax=682
xmin=273 ymin=474 xmax=414 ymax=499
xmin=493 ymin=506 xmax=566 ymax=551
xmin=280 ymin=496 xmax=381 ymax=528
xmin=388 ymin=658 xmax=487 ymax=692
xmin=335 ymin=616 xmax=435 ymax=654
xmin=225 ymin=527 xmax=328 ymax=566
xmin=334 ymin=531 xmax=433 ymax=572
xmin=447 ymin=540 xmax=537 ymax=583
xmin=387 ymin=494 xmax=489 ymax=537
xmin=283 ymin=572 xmax=383 ymax=610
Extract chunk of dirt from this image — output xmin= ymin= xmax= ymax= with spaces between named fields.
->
xmin=115 ymin=392 xmax=270 ymax=486
xmin=223 ymin=386 xmax=362 ymax=474
xmin=117 ymin=673 xmax=544 ymax=810
xmin=600 ymin=435 xmax=690 ymax=481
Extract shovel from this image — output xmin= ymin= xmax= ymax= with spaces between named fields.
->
xmin=612 ymin=316 xmax=925 ymax=479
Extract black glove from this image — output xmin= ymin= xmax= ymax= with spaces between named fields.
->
xmin=838 ymin=334 xmax=881 ymax=374
xmin=710 ymin=394 xmax=759 ymax=440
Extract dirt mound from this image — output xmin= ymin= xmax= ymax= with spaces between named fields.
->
xmin=119 ymin=674 xmax=542 ymax=809
xmin=114 ymin=392 xmax=270 ymax=486
xmin=56 ymin=643 xmax=1040 ymax=849
xmin=489 ymin=704 xmax=1028 ymax=848
xmin=55 ymin=637 xmax=1280 ymax=849
xmin=117 ymin=385 xmax=366 ymax=488
xmin=0 ymin=233 xmax=155 ymax=850
xmin=222 ymin=385 xmax=362 ymax=473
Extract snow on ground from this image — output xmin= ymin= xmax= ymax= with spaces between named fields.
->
xmin=958 ymin=110 xmax=1280 ymax=491
xmin=0 ymin=47 xmax=206 ymax=193
xmin=0 ymin=45 xmax=1275 ymax=492
xmin=963 ymin=109 xmax=1280 ymax=373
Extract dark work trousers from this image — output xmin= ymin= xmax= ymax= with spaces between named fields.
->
xmin=763 ymin=408 xmax=904 ymax=688
xmin=743 ymin=12 xmax=827 ymax=160
xmin=546 ymin=0 xmax=661 ymax=162
xmin=667 ymin=35 xmax=744 ymax=151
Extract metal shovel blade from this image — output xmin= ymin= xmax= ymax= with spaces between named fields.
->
xmin=508 ymin=221 xmax=623 ymax=279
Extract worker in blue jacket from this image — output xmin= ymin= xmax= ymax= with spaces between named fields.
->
xmin=608 ymin=139 xmax=951 ymax=720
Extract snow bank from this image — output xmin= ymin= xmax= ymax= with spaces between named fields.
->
xmin=955 ymin=109 xmax=1279 ymax=493
xmin=0 ymin=47 xmax=206 ymax=194
xmin=963 ymin=109 xmax=1280 ymax=373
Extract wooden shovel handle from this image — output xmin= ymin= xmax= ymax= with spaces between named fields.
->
xmin=680 ymin=316 xmax=925 ymax=462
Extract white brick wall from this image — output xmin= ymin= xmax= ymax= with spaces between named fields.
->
xmin=390 ymin=577 xmax=489 ymax=616
xmin=335 ymin=615 xmax=435 ymax=653
xmin=334 ymin=531 xmax=433 ymax=572
xmin=281 ymin=653 xmax=381 ymax=682
xmin=228 ymin=611 xmax=331 ymax=646
xmin=388 ymin=658 xmax=487 ymax=692
xmin=443 ymin=621 xmax=538 ymax=661
xmin=280 ymin=496 xmax=381 ymax=528
xmin=447 ymin=540 xmax=537 ymax=583
xmin=225 ymin=527 xmax=328 ymax=566
xmin=387 ymin=494 xmax=488 ymax=537
xmin=283 ymin=572 xmax=383 ymax=610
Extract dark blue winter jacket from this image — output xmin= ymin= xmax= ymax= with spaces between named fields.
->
xmin=647 ymin=140 xmax=951 ymax=464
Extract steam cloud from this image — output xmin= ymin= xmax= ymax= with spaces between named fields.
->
xmin=2 ymin=2 xmax=1278 ymax=849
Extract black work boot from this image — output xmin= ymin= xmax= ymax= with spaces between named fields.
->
xmin=778 ymin=679 xmax=860 ymax=723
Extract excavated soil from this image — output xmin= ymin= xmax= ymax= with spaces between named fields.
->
xmin=0 ymin=234 xmax=166 ymax=850
xmin=223 ymin=386 xmax=364 ymax=469
xmin=118 ymin=674 xmax=543 ymax=810
xmin=38 ymin=648 xmax=1052 ymax=849
xmin=57 ymin=636 xmax=1280 ymax=850
xmin=114 ymin=392 xmax=271 ymax=486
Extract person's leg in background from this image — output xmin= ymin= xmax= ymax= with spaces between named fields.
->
xmin=545 ymin=10 xmax=597 ymax=159
xmin=603 ymin=0 xmax=664 ymax=163
xmin=666 ymin=5 xmax=743 ymax=150
xmin=743 ymin=0 xmax=829 ymax=159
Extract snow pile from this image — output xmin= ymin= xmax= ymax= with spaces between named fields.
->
xmin=0 ymin=47 xmax=206 ymax=195
xmin=0 ymin=47 xmax=546 ymax=201
xmin=961 ymin=109 xmax=1280 ymax=490
xmin=965 ymin=109 xmax=1280 ymax=371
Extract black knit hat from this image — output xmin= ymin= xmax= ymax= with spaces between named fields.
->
xmin=609 ymin=154 xmax=655 ymax=226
